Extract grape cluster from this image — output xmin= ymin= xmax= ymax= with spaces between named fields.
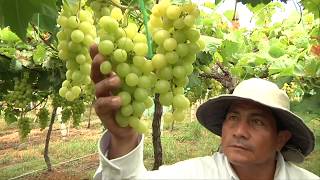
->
xmin=282 ymin=82 xmax=302 ymax=102
xmin=5 ymin=73 xmax=33 ymax=109
xmin=149 ymin=0 xmax=203 ymax=121
xmin=57 ymin=3 xmax=97 ymax=101
xmin=18 ymin=117 xmax=31 ymax=139
xmin=37 ymin=108 xmax=50 ymax=130
xmin=92 ymin=3 xmax=153 ymax=133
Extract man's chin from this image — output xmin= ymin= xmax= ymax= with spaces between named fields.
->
xmin=224 ymin=150 xmax=254 ymax=166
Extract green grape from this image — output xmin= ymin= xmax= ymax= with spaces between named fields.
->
xmin=71 ymin=30 xmax=85 ymax=43
xmin=185 ymin=29 xmax=200 ymax=42
xmin=134 ymin=88 xmax=148 ymax=102
xmin=76 ymin=54 xmax=86 ymax=64
xmin=173 ymin=31 xmax=187 ymax=43
xmin=172 ymin=94 xmax=190 ymax=109
xmin=173 ymin=109 xmax=186 ymax=122
xmin=173 ymin=66 xmax=186 ymax=79
xmin=117 ymin=37 xmax=134 ymax=51
xmin=111 ymin=7 xmax=123 ymax=21
xmin=163 ymin=38 xmax=177 ymax=51
xmin=158 ymin=66 xmax=173 ymax=80
xmin=118 ymin=91 xmax=131 ymax=106
xmin=154 ymin=29 xmax=170 ymax=45
xmin=152 ymin=54 xmax=167 ymax=69
xmin=141 ymin=61 xmax=154 ymax=74
xmin=125 ymin=73 xmax=139 ymax=87
xmin=133 ymin=33 xmax=147 ymax=43
xmin=99 ymin=16 xmax=119 ymax=33
xmin=71 ymin=86 xmax=81 ymax=96
xmin=116 ymin=63 xmax=131 ymax=77
xmin=99 ymin=40 xmax=114 ymax=55
xmin=176 ymin=43 xmax=189 ymax=57
xmin=115 ymin=112 xmax=128 ymax=127
xmin=166 ymin=5 xmax=181 ymax=20
xmin=183 ymin=15 xmax=195 ymax=27
xmin=132 ymin=101 xmax=146 ymax=117
xmin=144 ymin=97 xmax=154 ymax=108
xmin=113 ymin=49 xmax=127 ymax=62
xmin=173 ymin=18 xmax=185 ymax=29
xmin=59 ymin=87 xmax=68 ymax=97
xmin=138 ymin=75 xmax=152 ymax=89
xmin=159 ymin=91 xmax=173 ymax=106
xmin=80 ymin=63 xmax=91 ymax=75
xmin=133 ymin=56 xmax=146 ymax=68
xmin=133 ymin=43 xmax=148 ymax=56
xmin=130 ymin=65 xmax=142 ymax=76
xmin=121 ymin=104 xmax=134 ymax=117
xmin=165 ymin=52 xmax=179 ymax=64
xmin=155 ymin=80 xmax=170 ymax=93
xmin=100 ymin=61 xmax=112 ymax=74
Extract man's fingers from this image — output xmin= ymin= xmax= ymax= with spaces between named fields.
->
xmin=95 ymin=75 xmax=122 ymax=97
xmin=91 ymin=53 xmax=106 ymax=84
xmin=90 ymin=44 xmax=99 ymax=60
xmin=94 ymin=96 xmax=122 ymax=115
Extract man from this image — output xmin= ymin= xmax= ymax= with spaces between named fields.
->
xmin=90 ymin=45 xmax=319 ymax=179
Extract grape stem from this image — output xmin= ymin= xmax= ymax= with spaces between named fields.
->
xmin=199 ymin=62 xmax=236 ymax=92
xmin=108 ymin=0 xmax=138 ymax=11
xmin=30 ymin=23 xmax=57 ymax=52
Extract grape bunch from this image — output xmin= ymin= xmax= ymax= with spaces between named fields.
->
xmin=5 ymin=73 xmax=33 ymax=109
xmin=37 ymin=108 xmax=50 ymax=130
xmin=282 ymin=82 xmax=302 ymax=102
xmin=18 ymin=117 xmax=31 ymax=139
xmin=57 ymin=2 xmax=97 ymax=101
xmin=148 ymin=0 xmax=203 ymax=121
xmin=93 ymin=3 xmax=153 ymax=133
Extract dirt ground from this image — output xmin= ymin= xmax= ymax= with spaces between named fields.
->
xmin=0 ymin=119 xmax=102 ymax=179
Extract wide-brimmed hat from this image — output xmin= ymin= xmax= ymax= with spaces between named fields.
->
xmin=196 ymin=78 xmax=315 ymax=163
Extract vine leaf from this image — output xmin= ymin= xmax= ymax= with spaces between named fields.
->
xmin=300 ymin=0 xmax=320 ymax=19
xmin=0 ymin=0 xmax=57 ymax=41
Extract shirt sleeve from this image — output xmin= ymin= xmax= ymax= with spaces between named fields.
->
xmin=93 ymin=131 xmax=147 ymax=180
xmin=93 ymin=131 xmax=223 ymax=179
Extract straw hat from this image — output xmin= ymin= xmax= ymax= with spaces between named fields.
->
xmin=196 ymin=78 xmax=315 ymax=163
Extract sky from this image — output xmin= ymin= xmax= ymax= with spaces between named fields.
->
xmin=192 ymin=0 xmax=300 ymax=29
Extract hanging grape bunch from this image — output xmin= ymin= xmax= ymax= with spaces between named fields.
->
xmin=5 ymin=73 xmax=33 ymax=109
xmin=91 ymin=1 xmax=154 ymax=133
xmin=57 ymin=1 xmax=97 ymax=101
xmin=149 ymin=0 xmax=204 ymax=121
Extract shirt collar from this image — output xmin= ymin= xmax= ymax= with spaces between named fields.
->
xmin=223 ymin=152 xmax=287 ymax=180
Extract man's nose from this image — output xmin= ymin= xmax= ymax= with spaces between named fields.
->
xmin=233 ymin=119 xmax=251 ymax=139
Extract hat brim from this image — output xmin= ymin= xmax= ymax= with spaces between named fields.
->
xmin=196 ymin=95 xmax=315 ymax=161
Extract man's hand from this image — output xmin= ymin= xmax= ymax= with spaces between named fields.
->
xmin=90 ymin=44 xmax=139 ymax=159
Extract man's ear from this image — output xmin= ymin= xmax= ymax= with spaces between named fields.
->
xmin=277 ymin=130 xmax=292 ymax=151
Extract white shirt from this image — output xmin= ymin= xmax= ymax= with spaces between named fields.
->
xmin=93 ymin=131 xmax=319 ymax=180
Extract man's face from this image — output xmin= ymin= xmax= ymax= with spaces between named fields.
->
xmin=221 ymin=100 xmax=288 ymax=167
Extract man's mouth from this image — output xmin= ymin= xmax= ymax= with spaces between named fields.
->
xmin=229 ymin=144 xmax=250 ymax=151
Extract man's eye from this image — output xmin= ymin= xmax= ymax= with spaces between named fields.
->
xmin=228 ymin=115 xmax=238 ymax=121
xmin=252 ymin=119 xmax=264 ymax=126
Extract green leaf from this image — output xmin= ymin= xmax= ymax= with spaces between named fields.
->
xmin=268 ymin=57 xmax=296 ymax=76
xmin=291 ymin=93 xmax=320 ymax=122
xmin=0 ymin=27 xmax=21 ymax=42
xmin=300 ymin=0 xmax=320 ymax=19
xmin=33 ymin=44 xmax=46 ymax=65
xmin=0 ymin=0 xmax=57 ymax=40
xmin=223 ymin=10 xmax=234 ymax=22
